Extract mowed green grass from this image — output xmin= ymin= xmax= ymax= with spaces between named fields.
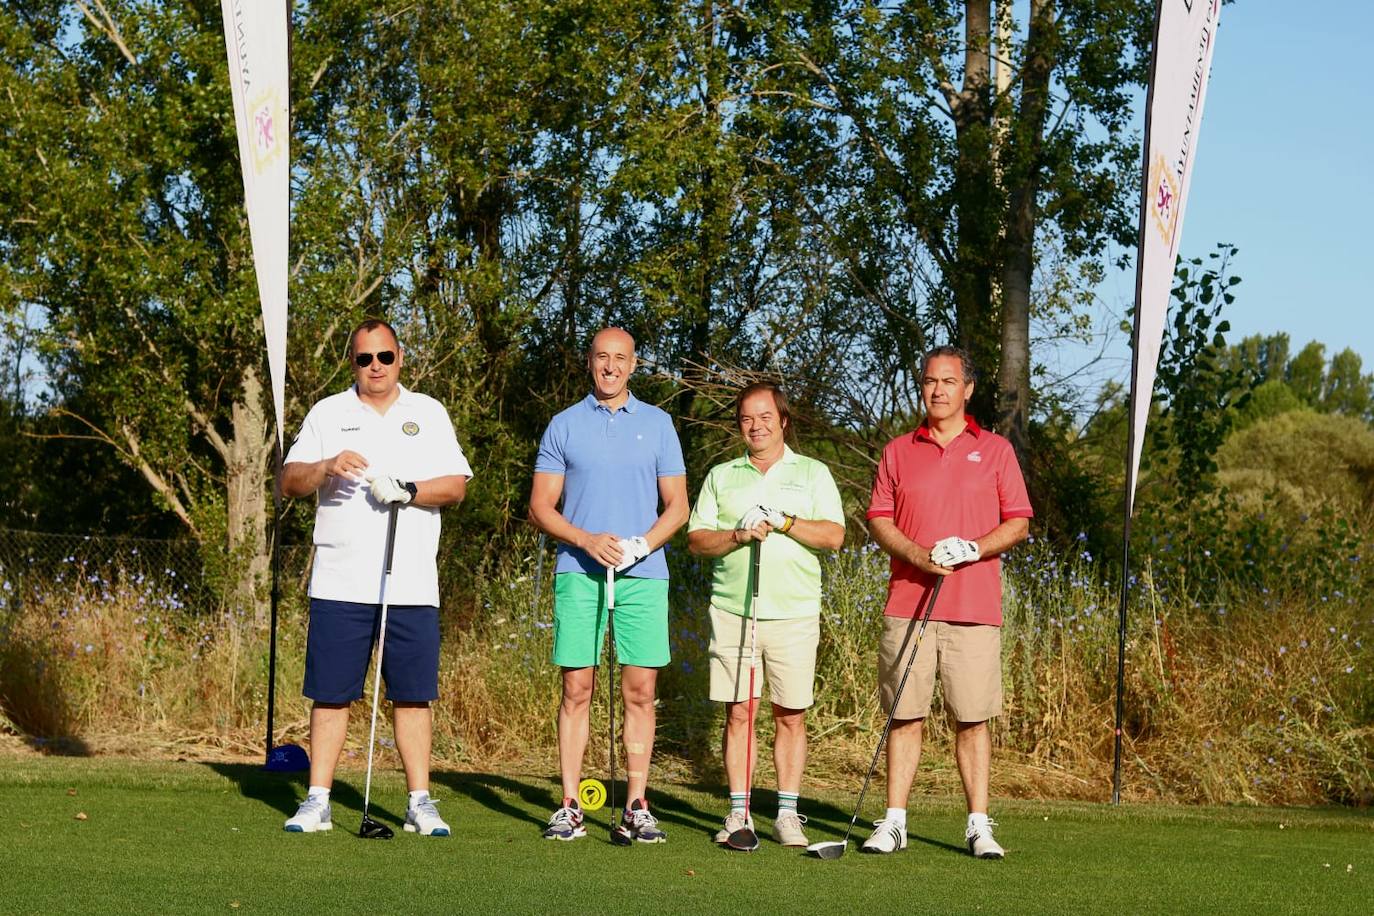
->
xmin=1 ymin=757 xmax=1370 ymax=915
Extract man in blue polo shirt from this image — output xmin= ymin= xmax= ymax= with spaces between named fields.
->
xmin=529 ymin=327 xmax=689 ymax=843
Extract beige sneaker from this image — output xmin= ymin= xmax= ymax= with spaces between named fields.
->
xmin=772 ymin=811 xmax=809 ymax=846
xmin=713 ymin=810 xmax=753 ymax=843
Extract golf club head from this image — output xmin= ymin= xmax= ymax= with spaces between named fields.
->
xmin=807 ymin=840 xmax=847 ymax=859
xmin=358 ymin=815 xmax=394 ymax=839
xmin=610 ymin=824 xmax=634 ymax=847
xmin=263 ymin=743 xmax=310 ymax=772
xmin=725 ymin=827 xmax=761 ymax=852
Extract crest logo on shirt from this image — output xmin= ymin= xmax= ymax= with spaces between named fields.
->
xmin=967 ymin=451 xmax=982 ymax=463
xmin=402 ymin=421 xmax=420 ymax=437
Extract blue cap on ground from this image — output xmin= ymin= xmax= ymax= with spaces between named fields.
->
xmin=264 ymin=743 xmax=310 ymax=772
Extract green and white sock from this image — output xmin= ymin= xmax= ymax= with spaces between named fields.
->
xmin=729 ymin=792 xmax=748 ymax=816
xmin=777 ymin=791 xmax=799 ymax=818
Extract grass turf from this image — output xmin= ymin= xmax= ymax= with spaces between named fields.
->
xmin=1 ymin=757 xmax=1371 ymax=915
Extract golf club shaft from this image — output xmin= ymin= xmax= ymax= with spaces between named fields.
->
xmin=743 ymin=540 xmax=761 ymax=820
xmin=362 ymin=504 xmax=401 ymax=816
xmin=607 ymin=566 xmax=617 ymax=823
xmin=841 ymin=576 xmax=945 ymax=844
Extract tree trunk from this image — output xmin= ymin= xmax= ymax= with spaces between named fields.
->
xmin=995 ymin=0 xmax=1056 ymax=468
xmin=226 ymin=363 xmax=271 ymax=624
xmin=952 ymin=0 xmax=999 ymax=419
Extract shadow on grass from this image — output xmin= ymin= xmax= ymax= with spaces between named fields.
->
xmin=203 ymin=762 xmax=403 ymax=828
xmin=430 ymin=771 xmax=559 ymax=829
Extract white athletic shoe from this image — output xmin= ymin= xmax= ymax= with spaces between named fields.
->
xmin=713 ymin=810 xmax=754 ymax=844
xmin=860 ymin=817 xmax=907 ymax=854
xmin=404 ymin=797 xmax=451 ymax=836
xmin=284 ymin=795 xmax=332 ymax=833
xmin=966 ymin=819 xmax=1004 ymax=859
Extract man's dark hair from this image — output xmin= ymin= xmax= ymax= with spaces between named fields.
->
xmin=348 ymin=318 xmax=400 ymax=357
xmin=919 ymin=345 xmax=976 ymax=384
xmin=734 ymin=381 xmax=792 ymax=431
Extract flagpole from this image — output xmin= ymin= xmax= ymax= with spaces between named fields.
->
xmin=1114 ymin=0 xmax=1166 ymax=807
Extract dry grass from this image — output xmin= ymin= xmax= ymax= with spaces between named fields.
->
xmin=2 ymin=541 xmax=1370 ymax=805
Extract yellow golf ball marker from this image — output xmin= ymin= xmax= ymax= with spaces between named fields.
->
xmin=577 ymin=778 xmax=606 ymax=811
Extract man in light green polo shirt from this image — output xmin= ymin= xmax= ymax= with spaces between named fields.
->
xmin=687 ymin=382 xmax=845 ymax=847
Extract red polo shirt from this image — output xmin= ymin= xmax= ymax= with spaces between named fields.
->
xmin=866 ymin=417 xmax=1032 ymax=625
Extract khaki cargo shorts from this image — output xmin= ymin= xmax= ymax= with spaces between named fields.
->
xmin=878 ymin=617 xmax=1002 ymax=722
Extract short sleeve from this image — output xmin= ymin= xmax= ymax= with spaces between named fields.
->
xmin=687 ymin=467 xmax=722 ymax=532
xmin=284 ymin=405 xmax=324 ymax=465
xmin=996 ymin=442 xmax=1034 ymax=520
xmin=657 ymin=414 xmax=687 ymax=478
xmin=433 ymin=408 xmax=474 ymax=479
xmin=866 ymin=442 xmax=897 ymax=520
xmin=811 ymin=463 xmax=846 ymax=525
xmin=534 ymin=415 xmax=567 ymax=475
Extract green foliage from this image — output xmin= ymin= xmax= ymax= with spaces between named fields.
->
xmin=1147 ymin=244 xmax=1248 ymax=503
xmin=1217 ymin=410 xmax=1374 ymax=520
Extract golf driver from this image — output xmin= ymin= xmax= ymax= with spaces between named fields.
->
xmin=358 ymin=503 xmax=400 ymax=840
xmin=725 ymin=540 xmax=763 ymax=852
xmin=807 ymin=576 xmax=945 ymax=860
xmin=607 ymin=566 xmax=632 ymax=846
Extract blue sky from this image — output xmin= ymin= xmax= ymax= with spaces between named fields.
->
xmin=1049 ymin=1 xmax=1374 ymax=393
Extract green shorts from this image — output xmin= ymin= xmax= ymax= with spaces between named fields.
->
xmin=552 ymin=573 xmax=671 ymax=669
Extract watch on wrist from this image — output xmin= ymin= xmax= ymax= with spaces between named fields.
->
xmin=404 ymin=481 xmax=418 ymax=500
xmin=781 ymin=513 xmax=796 ymax=533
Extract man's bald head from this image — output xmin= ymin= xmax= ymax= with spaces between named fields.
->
xmin=587 ymin=327 xmax=637 ymax=405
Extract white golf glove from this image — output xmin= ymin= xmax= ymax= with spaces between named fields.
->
xmin=614 ymin=536 xmax=651 ymax=572
xmin=930 ymin=536 xmax=980 ymax=567
xmin=737 ymin=505 xmax=769 ymax=531
xmin=368 ymin=475 xmax=416 ymax=505
xmin=755 ymin=505 xmax=788 ymax=529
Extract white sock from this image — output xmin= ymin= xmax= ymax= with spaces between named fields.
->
xmin=408 ymin=789 xmax=430 ymax=809
xmin=968 ymin=812 xmax=989 ymax=829
xmin=307 ymin=785 xmax=330 ymax=800
xmin=884 ymin=807 xmax=907 ymax=827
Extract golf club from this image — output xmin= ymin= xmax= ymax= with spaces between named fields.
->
xmin=607 ymin=566 xmax=632 ymax=846
xmin=807 ymin=576 xmax=945 ymax=860
xmin=358 ymin=503 xmax=400 ymax=840
xmin=725 ymin=539 xmax=763 ymax=852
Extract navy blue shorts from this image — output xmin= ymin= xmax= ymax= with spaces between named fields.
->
xmin=303 ymin=599 xmax=440 ymax=703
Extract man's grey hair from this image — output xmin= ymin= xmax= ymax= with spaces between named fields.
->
xmin=919 ymin=345 xmax=976 ymax=384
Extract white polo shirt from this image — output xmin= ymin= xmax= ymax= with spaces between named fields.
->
xmin=285 ymin=384 xmax=473 ymax=607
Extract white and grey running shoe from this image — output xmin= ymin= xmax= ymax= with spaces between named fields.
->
xmin=966 ymin=819 xmax=1005 ymax=859
xmin=617 ymin=799 xmax=667 ymax=844
xmin=284 ymin=795 xmax=332 ymax=833
xmin=404 ymin=797 xmax=451 ymax=836
xmin=542 ymin=803 xmax=586 ymax=841
xmin=860 ymin=817 xmax=907 ymax=854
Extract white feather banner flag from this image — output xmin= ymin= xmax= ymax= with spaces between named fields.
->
xmin=1127 ymin=0 xmax=1222 ymax=512
xmin=220 ymin=0 xmax=289 ymax=445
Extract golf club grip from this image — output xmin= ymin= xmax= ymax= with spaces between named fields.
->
xmin=841 ymin=576 xmax=945 ymax=841
xmin=382 ymin=503 xmax=399 ymax=575
xmin=751 ymin=539 xmax=761 ymax=598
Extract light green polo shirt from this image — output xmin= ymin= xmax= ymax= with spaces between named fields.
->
xmin=687 ymin=446 xmax=845 ymax=619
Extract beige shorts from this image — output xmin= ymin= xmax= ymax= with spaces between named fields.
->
xmin=878 ymin=617 xmax=1002 ymax=722
xmin=708 ymin=605 xmax=819 ymax=710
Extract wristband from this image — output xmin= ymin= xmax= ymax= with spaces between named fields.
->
xmin=781 ymin=514 xmax=796 ymax=533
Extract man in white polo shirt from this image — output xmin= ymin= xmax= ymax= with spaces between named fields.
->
xmin=279 ymin=318 xmax=472 ymax=837
xmin=687 ymin=382 xmax=845 ymax=847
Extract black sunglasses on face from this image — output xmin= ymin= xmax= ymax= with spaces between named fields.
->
xmin=354 ymin=350 xmax=396 ymax=368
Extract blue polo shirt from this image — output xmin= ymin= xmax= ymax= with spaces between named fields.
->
xmin=535 ymin=392 xmax=686 ymax=578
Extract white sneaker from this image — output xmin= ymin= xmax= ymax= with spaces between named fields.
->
xmin=966 ymin=818 xmax=1005 ymax=859
xmin=404 ymin=797 xmax=451 ymax=836
xmin=860 ymin=817 xmax=907 ymax=853
xmin=284 ymin=795 xmax=332 ymax=833
xmin=713 ymin=810 xmax=754 ymax=844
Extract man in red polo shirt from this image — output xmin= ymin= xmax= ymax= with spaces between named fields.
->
xmin=862 ymin=345 xmax=1032 ymax=859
